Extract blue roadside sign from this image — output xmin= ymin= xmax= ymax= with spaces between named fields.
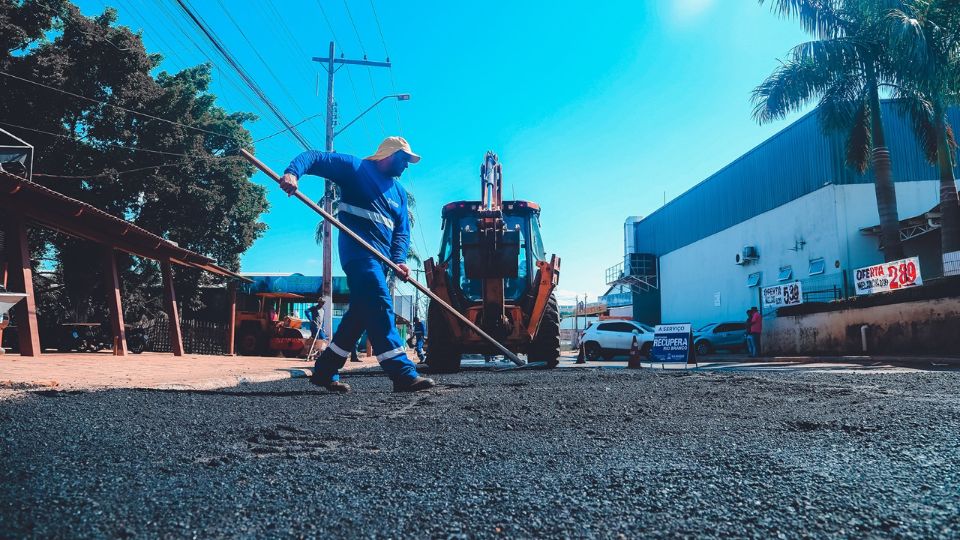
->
xmin=650 ymin=323 xmax=694 ymax=363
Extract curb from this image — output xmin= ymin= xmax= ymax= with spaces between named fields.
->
xmin=695 ymin=354 xmax=960 ymax=368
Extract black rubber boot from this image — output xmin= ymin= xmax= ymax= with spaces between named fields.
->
xmin=309 ymin=349 xmax=350 ymax=392
xmin=393 ymin=376 xmax=436 ymax=393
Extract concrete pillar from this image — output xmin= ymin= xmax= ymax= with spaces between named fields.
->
xmin=103 ymin=247 xmax=126 ymax=356
xmin=160 ymin=260 xmax=184 ymax=356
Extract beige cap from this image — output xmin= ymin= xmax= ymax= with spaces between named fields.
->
xmin=364 ymin=136 xmax=421 ymax=163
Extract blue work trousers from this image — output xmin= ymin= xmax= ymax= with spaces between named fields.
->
xmin=315 ymin=257 xmax=419 ymax=384
xmin=415 ymin=336 xmax=425 ymax=361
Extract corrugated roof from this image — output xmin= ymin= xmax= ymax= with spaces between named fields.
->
xmin=0 ymin=170 xmax=249 ymax=282
xmin=632 ymin=101 xmax=960 ymax=256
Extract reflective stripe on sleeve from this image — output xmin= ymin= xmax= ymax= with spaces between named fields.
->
xmin=339 ymin=202 xmax=395 ymax=230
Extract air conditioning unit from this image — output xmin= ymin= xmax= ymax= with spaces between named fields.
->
xmin=735 ymin=252 xmax=746 ymax=265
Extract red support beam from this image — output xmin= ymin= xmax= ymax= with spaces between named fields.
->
xmin=225 ymin=281 xmax=237 ymax=356
xmin=4 ymin=217 xmax=41 ymax=356
xmin=0 ymin=260 xmax=7 ymax=350
xmin=161 ymin=260 xmax=184 ymax=356
xmin=103 ymin=247 xmax=127 ymax=356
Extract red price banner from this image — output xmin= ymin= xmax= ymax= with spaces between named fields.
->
xmin=855 ymin=257 xmax=924 ymax=295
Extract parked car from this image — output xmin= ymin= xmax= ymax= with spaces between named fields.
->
xmin=693 ymin=322 xmax=747 ymax=355
xmin=579 ymin=320 xmax=655 ymax=361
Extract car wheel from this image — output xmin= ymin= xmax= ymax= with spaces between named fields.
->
xmin=584 ymin=342 xmax=602 ymax=362
xmin=641 ymin=342 xmax=652 ymax=359
xmin=695 ymin=340 xmax=712 ymax=356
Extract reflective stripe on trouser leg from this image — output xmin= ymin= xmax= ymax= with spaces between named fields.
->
xmin=313 ymin=295 xmax=365 ymax=384
xmin=345 ymin=258 xmax=420 ymax=384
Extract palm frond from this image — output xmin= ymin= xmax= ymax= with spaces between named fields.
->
xmin=789 ymin=36 xmax=862 ymax=67
xmin=759 ymin=0 xmax=848 ymax=39
xmin=886 ymin=7 xmax=929 ymax=69
xmin=752 ymin=57 xmax=838 ymax=123
xmin=895 ymin=89 xmax=940 ymax=163
xmin=816 ymin=76 xmax=866 ymax=132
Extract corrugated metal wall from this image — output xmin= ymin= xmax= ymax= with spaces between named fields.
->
xmin=633 ymin=102 xmax=960 ymax=256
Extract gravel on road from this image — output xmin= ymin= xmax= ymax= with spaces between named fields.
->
xmin=1 ymin=366 xmax=958 ymax=538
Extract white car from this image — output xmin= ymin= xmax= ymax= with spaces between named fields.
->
xmin=579 ymin=320 xmax=655 ymax=361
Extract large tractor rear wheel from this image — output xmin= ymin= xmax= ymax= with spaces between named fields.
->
xmin=425 ymin=299 xmax=461 ymax=373
xmin=528 ymin=294 xmax=561 ymax=368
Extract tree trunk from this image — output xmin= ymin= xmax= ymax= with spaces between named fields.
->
xmin=934 ymin=102 xmax=960 ymax=257
xmin=867 ymin=73 xmax=905 ymax=262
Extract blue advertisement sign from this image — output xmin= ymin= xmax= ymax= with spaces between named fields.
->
xmin=650 ymin=323 xmax=693 ymax=363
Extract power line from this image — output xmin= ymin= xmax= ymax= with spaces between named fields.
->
xmin=32 ymin=158 xmax=243 ymax=179
xmin=0 ymin=120 xmax=234 ymax=159
xmin=0 ymin=71 xmax=241 ymax=142
xmin=364 ymin=1 xmax=429 ymax=257
xmin=174 ymin=0 xmax=314 ymax=151
xmin=211 ymin=0 xmax=317 ymax=132
xmin=340 ymin=0 xmax=387 ymax=140
xmin=342 ymin=0 xmax=368 ymax=56
xmin=368 ymin=0 xmax=390 ymax=58
xmin=313 ymin=0 xmax=376 ymax=144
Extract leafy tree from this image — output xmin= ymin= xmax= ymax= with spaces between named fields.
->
xmin=1 ymin=1 xmax=268 ymax=321
xmin=885 ymin=0 xmax=960 ymax=262
xmin=752 ymin=0 xmax=907 ymax=262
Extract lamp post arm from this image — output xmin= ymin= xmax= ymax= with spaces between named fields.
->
xmin=334 ymin=95 xmax=393 ymax=138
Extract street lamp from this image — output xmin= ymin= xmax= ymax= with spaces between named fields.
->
xmin=334 ymin=94 xmax=411 ymax=137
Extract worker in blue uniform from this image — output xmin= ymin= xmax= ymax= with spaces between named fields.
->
xmin=279 ymin=137 xmax=435 ymax=393
xmin=412 ymin=316 xmax=426 ymax=363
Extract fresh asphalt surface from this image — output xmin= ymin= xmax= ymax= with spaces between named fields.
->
xmin=1 ymin=361 xmax=958 ymax=538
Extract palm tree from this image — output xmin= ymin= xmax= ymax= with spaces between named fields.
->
xmin=752 ymin=0 xmax=906 ymax=261
xmin=885 ymin=0 xmax=960 ymax=263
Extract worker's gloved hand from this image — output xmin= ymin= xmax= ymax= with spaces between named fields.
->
xmin=396 ymin=263 xmax=411 ymax=282
xmin=279 ymin=173 xmax=299 ymax=195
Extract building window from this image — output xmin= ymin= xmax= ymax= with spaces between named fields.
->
xmin=746 ymin=272 xmax=762 ymax=287
xmin=808 ymin=258 xmax=825 ymax=276
xmin=778 ymin=266 xmax=793 ymax=282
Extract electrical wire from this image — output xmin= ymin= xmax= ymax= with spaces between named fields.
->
xmin=0 ymin=120 xmax=233 ymax=159
xmin=365 ymin=0 xmax=430 ymax=260
xmin=0 ymin=71 xmax=242 ymax=142
xmin=32 ymin=158 xmax=243 ymax=179
xmin=174 ymin=0 xmax=314 ymax=150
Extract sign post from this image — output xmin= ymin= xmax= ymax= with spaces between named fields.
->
xmin=649 ymin=323 xmax=695 ymax=368
xmin=855 ymin=257 xmax=923 ymax=295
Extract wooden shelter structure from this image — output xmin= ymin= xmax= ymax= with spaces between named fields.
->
xmin=0 ymin=166 xmax=250 ymax=357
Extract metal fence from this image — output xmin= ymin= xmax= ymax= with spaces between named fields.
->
xmin=760 ymin=270 xmax=850 ymax=318
xmin=149 ymin=318 xmax=227 ymax=355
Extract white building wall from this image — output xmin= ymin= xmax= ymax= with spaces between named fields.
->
xmin=658 ymin=181 xmax=939 ymax=329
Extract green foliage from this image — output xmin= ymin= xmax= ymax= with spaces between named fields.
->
xmin=752 ymin=0 xmax=899 ymax=172
xmin=1 ymin=1 xmax=268 ymax=320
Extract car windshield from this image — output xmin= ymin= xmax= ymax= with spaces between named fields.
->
xmin=697 ymin=323 xmax=716 ymax=332
xmin=636 ymin=323 xmax=654 ymax=332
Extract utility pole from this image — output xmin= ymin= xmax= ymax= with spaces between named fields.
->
xmin=313 ymin=42 xmax=392 ymax=338
xmin=410 ymin=267 xmax=425 ymax=319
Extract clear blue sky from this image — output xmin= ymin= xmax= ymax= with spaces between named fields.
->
xmin=76 ymin=0 xmax=810 ymax=305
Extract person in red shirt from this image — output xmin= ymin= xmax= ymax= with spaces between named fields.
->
xmin=748 ymin=307 xmax=763 ymax=358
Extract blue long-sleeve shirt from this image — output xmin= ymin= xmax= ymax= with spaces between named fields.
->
xmin=284 ymin=151 xmax=410 ymax=269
